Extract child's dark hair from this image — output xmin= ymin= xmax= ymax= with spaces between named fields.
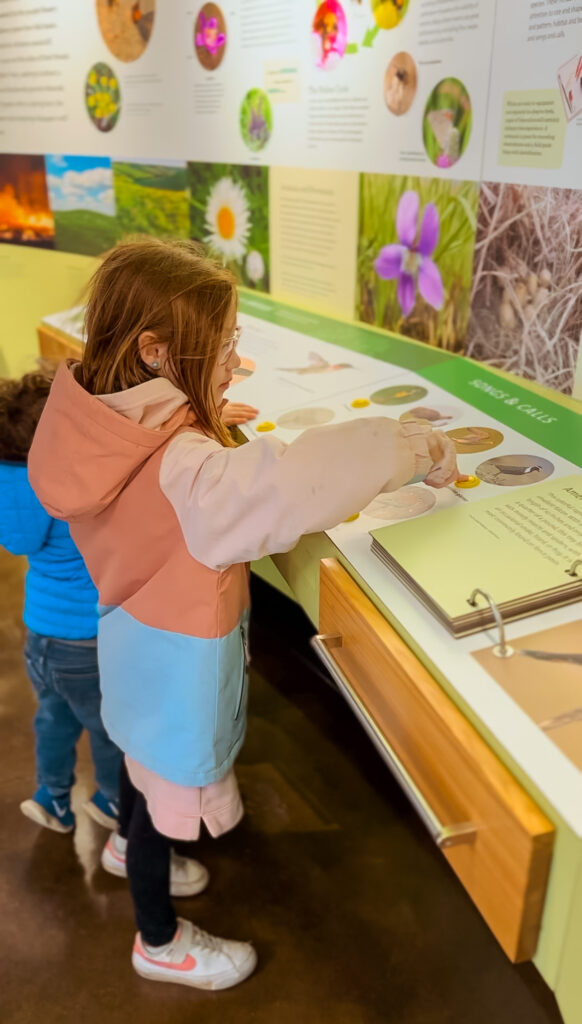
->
xmin=0 ymin=369 xmax=55 ymax=462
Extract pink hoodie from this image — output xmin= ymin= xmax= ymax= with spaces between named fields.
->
xmin=28 ymin=362 xmax=453 ymax=837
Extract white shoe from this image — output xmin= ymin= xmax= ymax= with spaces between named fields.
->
xmin=101 ymin=833 xmax=210 ymax=897
xmin=132 ymin=917 xmax=257 ymax=990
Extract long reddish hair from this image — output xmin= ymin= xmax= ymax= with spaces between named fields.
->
xmin=81 ymin=236 xmax=237 ymax=446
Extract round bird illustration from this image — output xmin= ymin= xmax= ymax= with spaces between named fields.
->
xmin=492 ymin=463 xmax=543 ymax=476
xmin=278 ymin=352 xmax=353 ymax=375
xmin=476 ymin=455 xmax=554 ymax=486
xmin=400 ymin=406 xmax=453 ymax=425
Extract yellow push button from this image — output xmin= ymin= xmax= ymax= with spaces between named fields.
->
xmin=350 ymin=398 xmax=370 ymax=408
xmin=455 ymin=476 xmax=480 ymax=488
xmin=256 ymin=421 xmax=276 ymax=432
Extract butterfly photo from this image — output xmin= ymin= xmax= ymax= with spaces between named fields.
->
xmin=423 ymin=77 xmax=472 ymax=169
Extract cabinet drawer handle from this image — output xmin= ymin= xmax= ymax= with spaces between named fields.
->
xmin=310 ymin=634 xmax=477 ymax=851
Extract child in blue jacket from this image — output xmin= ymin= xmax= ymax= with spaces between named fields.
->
xmin=0 ymin=370 xmax=122 ymax=833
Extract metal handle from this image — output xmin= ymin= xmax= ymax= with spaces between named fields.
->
xmin=310 ymin=634 xmax=477 ymax=850
xmin=468 ymin=588 xmax=513 ymax=658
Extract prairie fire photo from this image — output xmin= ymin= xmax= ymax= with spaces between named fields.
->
xmin=0 ymin=155 xmax=55 ymax=248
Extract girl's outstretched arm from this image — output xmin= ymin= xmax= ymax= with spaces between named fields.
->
xmin=160 ymin=418 xmax=458 ymax=571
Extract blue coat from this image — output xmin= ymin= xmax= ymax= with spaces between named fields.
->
xmin=0 ymin=462 xmax=97 ymax=639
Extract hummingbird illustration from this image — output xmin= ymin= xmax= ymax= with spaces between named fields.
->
xmin=278 ymin=352 xmax=353 ymax=375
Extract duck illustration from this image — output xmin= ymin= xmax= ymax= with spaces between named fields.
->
xmin=131 ymin=0 xmax=154 ymax=43
xmin=278 ymin=352 xmax=353 ymax=375
xmin=492 ymin=462 xmax=544 ymax=476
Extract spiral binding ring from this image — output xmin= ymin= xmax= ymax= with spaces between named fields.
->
xmin=566 ymin=559 xmax=582 ymax=578
xmin=467 ymin=588 xmax=513 ymax=658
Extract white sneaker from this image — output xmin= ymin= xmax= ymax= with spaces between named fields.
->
xmin=132 ymin=917 xmax=257 ymax=990
xmin=101 ymin=833 xmax=210 ymax=897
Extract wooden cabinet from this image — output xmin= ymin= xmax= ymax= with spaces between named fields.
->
xmin=37 ymin=323 xmax=83 ymax=363
xmin=313 ymin=558 xmax=554 ymax=963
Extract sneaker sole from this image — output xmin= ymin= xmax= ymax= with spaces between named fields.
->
xmin=84 ymin=801 xmax=118 ymax=829
xmin=20 ymin=800 xmax=74 ymax=834
xmin=131 ymin=946 xmax=257 ymax=990
xmin=100 ymin=850 xmax=128 ymax=880
xmin=102 ymin=852 xmax=210 ymax=898
xmin=169 ymin=864 xmax=210 ymax=898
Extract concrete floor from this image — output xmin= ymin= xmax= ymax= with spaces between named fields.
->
xmin=0 ymin=551 xmax=564 ymax=1023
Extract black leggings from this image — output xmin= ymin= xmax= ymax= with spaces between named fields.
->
xmin=118 ymin=759 xmax=177 ymax=946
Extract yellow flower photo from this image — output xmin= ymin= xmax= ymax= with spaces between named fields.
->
xmin=85 ymin=61 xmax=121 ymax=133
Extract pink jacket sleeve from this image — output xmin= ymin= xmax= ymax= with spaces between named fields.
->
xmin=159 ymin=416 xmax=441 ymax=571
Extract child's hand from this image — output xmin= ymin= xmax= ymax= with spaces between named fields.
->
xmin=221 ymin=402 xmax=259 ymax=426
xmin=401 ymin=422 xmax=464 ymax=488
xmin=424 ymin=431 xmax=464 ymax=487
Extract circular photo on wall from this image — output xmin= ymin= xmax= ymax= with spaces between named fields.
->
xmin=194 ymin=3 xmax=227 ymax=70
xmin=85 ymin=62 xmax=121 ymax=132
xmin=312 ymin=0 xmax=348 ymax=70
xmin=96 ymin=0 xmax=155 ymax=63
xmin=240 ymin=88 xmax=273 ymax=152
xmin=423 ymin=77 xmax=472 ymax=168
xmin=384 ymin=51 xmax=417 ymax=115
xmin=370 ymin=0 xmax=410 ymax=30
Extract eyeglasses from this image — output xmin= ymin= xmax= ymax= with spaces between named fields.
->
xmin=218 ymin=325 xmax=242 ymax=365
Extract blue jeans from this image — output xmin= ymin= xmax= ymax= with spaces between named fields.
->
xmin=24 ymin=630 xmax=122 ymax=801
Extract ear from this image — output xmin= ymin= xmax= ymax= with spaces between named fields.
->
xmin=138 ymin=331 xmax=169 ymax=371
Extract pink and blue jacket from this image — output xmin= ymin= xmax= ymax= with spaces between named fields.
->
xmin=28 ymin=362 xmax=452 ymax=788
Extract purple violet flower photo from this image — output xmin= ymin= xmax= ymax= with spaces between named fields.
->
xmin=374 ymin=190 xmax=444 ymax=317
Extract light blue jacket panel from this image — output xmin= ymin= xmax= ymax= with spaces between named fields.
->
xmin=97 ymin=605 xmax=250 ymax=786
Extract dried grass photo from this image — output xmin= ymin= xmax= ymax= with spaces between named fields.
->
xmin=466 ymin=182 xmax=582 ymax=395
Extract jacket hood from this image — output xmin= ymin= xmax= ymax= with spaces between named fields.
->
xmin=28 ymin=363 xmax=192 ymax=521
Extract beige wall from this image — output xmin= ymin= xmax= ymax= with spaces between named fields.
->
xmin=0 ymin=246 xmax=95 ymax=378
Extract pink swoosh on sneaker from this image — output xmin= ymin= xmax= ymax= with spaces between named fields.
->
xmin=134 ymin=938 xmax=197 ymax=972
xmin=106 ymin=841 xmax=126 ymax=864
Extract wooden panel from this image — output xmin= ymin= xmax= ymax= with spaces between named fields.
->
xmin=318 ymin=558 xmax=554 ymax=962
xmin=37 ymin=324 xmax=83 ymax=362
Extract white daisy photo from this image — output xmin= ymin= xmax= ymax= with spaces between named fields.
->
xmin=204 ymin=177 xmax=250 ymax=260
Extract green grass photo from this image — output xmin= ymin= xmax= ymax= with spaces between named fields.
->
xmin=113 ymin=161 xmax=190 ymax=238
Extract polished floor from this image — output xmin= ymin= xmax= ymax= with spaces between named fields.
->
xmin=0 ymin=551 xmax=563 ymax=1024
